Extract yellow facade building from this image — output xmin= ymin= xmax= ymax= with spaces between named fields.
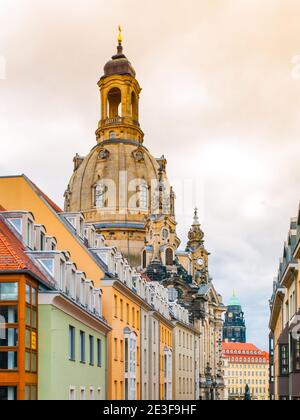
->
xmin=223 ymin=342 xmax=269 ymax=400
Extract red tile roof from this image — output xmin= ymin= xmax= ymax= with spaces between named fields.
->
xmin=0 ymin=216 xmax=50 ymax=285
xmin=222 ymin=342 xmax=269 ymax=362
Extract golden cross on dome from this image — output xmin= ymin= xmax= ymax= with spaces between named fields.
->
xmin=118 ymin=25 xmax=123 ymax=45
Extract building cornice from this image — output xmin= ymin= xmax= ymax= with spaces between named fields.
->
xmin=39 ymin=292 xmax=112 ymax=334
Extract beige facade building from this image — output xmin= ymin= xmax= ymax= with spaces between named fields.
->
xmin=170 ymin=302 xmax=200 ymax=400
xmin=269 ymin=213 xmax=300 ymax=400
xmin=223 ymin=342 xmax=269 ymax=400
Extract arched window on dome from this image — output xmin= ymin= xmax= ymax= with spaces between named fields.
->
xmin=94 ymin=183 xmax=107 ymax=208
xmin=139 ymin=184 xmax=148 ymax=210
xmin=107 ymin=87 xmax=122 ymax=118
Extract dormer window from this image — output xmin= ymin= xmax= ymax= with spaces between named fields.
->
xmin=60 ymin=260 xmax=66 ymax=291
xmin=168 ymin=287 xmax=178 ymax=302
xmin=66 ymin=217 xmax=76 ymax=229
xmin=38 ymin=259 xmax=54 ymax=276
xmin=40 ymin=232 xmax=45 ymax=251
xmin=27 ymin=220 xmax=33 ymax=249
xmin=8 ymin=218 xmax=22 ymax=234
xmin=80 ymin=279 xmax=85 ymax=304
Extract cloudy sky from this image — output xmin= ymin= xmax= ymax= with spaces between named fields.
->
xmin=1 ymin=0 xmax=300 ymax=349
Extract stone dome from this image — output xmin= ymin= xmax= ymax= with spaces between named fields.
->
xmin=67 ymin=140 xmax=162 ymax=217
xmin=65 ymin=139 xmax=170 ymax=264
xmin=103 ymin=45 xmax=136 ymax=78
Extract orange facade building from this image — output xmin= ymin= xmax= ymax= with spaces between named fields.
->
xmin=0 ymin=216 xmax=52 ymax=400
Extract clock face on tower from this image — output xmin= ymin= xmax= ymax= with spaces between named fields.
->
xmin=197 ymin=257 xmax=204 ymax=266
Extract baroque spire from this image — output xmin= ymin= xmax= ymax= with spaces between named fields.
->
xmin=187 ymin=208 xmax=204 ymax=251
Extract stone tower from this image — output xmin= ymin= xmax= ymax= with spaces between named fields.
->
xmin=186 ymin=208 xmax=210 ymax=285
xmin=223 ymin=292 xmax=246 ymax=343
xmin=64 ymin=29 xmax=175 ymax=266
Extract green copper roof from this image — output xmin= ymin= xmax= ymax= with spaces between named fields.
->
xmin=228 ymin=292 xmax=241 ymax=307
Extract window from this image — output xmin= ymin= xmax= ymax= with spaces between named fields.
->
xmin=114 ymin=338 xmax=118 ymax=361
xmin=8 ymin=218 xmax=22 ymax=234
xmin=120 ymin=340 xmax=124 ymax=362
xmin=144 ymin=315 xmax=147 ymax=339
xmin=168 ymin=287 xmax=178 ymax=302
xmin=0 ymin=282 xmax=18 ymax=301
xmin=109 ymin=131 xmax=116 ymax=139
xmin=27 ymin=220 xmax=33 ymax=248
xmin=142 ymin=250 xmax=147 ymax=269
xmin=0 ymin=306 xmax=18 ymax=323
xmin=40 ymin=232 xmax=45 ymax=251
xmin=94 ymin=183 xmax=107 ymax=208
xmin=69 ymin=387 xmax=76 ymax=401
xmin=89 ymin=335 xmax=94 ymax=366
xmin=292 ymin=339 xmax=300 ymax=372
xmin=24 ymin=283 xmax=38 ymax=372
xmin=0 ymin=386 xmax=17 ymax=401
xmin=25 ymin=384 xmax=37 ymax=401
xmin=279 ymin=344 xmax=289 ymax=375
xmin=120 ymin=299 xmax=124 ymax=321
xmin=80 ymin=387 xmax=86 ymax=401
xmin=97 ymin=388 xmax=102 ymax=401
xmin=0 ymin=328 xmax=18 ymax=347
xmin=139 ymin=184 xmax=148 ymax=209
xmin=165 ymin=248 xmax=173 ymax=266
xmin=114 ymin=295 xmax=118 ymax=318
xmin=69 ymin=326 xmax=75 ymax=361
xmin=162 ymin=228 xmax=169 ymax=240
xmin=89 ymin=387 xmax=94 ymax=400
xmin=60 ymin=260 xmax=66 ymax=291
xmin=80 ymin=331 xmax=86 ymax=363
xmin=97 ymin=338 xmax=102 ymax=367
xmin=38 ymin=259 xmax=54 ymax=276
xmin=0 ymin=351 xmax=17 ymax=370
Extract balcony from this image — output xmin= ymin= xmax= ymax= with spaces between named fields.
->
xmin=102 ymin=117 xmax=124 ymax=126
xmin=100 ymin=117 xmax=140 ymax=128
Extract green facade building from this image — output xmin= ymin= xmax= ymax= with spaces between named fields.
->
xmin=38 ymin=293 xmax=110 ymax=400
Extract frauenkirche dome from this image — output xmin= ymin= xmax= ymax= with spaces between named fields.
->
xmin=64 ymin=29 xmax=176 ymax=265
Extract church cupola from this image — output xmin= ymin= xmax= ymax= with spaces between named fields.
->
xmin=96 ymin=27 xmax=144 ymax=144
